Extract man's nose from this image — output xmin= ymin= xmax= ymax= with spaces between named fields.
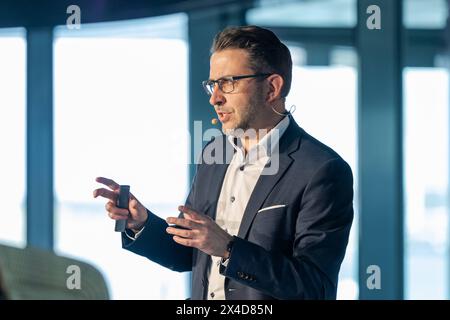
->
xmin=209 ymin=85 xmax=225 ymax=106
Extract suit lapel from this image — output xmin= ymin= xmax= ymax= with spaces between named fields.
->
xmin=237 ymin=116 xmax=303 ymax=239
xmin=203 ymin=135 xmax=235 ymax=221
xmin=196 ymin=118 xmax=302 ymax=298
xmin=204 ymin=163 xmax=228 ymax=220
xmin=196 ymin=135 xmax=235 ymax=299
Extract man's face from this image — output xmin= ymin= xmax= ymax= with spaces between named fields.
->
xmin=208 ymin=49 xmax=266 ymax=135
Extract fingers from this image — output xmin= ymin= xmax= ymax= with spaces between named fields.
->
xmin=108 ymin=213 xmax=127 ymax=220
xmin=166 ymin=216 xmax=201 ymax=229
xmin=105 ymin=201 xmax=129 ymax=220
xmin=166 ymin=226 xmax=195 ymax=238
xmin=129 ymin=199 xmax=139 ymax=211
xmin=94 ymin=176 xmax=139 ymax=204
xmin=172 ymin=236 xmax=195 ymax=247
xmin=93 ymin=188 xmax=117 ymax=202
xmin=178 ymin=205 xmax=205 ymax=222
xmin=95 ymin=177 xmax=120 ymax=191
xmin=128 ymin=199 xmax=145 ymax=219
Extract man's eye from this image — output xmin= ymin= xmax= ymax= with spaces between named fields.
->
xmin=219 ymin=79 xmax=232 ymax=86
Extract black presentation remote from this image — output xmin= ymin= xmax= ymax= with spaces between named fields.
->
xmin=115 ymin=185 xmax=130 ymax=232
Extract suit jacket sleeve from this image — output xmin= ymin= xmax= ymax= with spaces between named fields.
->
xmin=120 ymin=169 xmax=202 ymax=272
xmin=220 ymin=158 xmax=354 ymax=299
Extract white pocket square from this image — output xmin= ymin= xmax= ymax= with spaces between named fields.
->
xmin=257 ymin=204 xmax=287 ymax=213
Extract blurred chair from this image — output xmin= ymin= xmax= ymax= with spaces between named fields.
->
xmin=0 ymin=243 xmax=109 ymax=300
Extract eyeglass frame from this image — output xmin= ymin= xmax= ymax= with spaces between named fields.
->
xmin=202 ymin=73 xmax=272 ymax=96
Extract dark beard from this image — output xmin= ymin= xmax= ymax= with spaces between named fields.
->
xmin=223 ymin=94 xmax=262 ymax=136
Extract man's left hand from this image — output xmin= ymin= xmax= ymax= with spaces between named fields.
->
xmin=166 ymin=205 xmax=232 ymax=258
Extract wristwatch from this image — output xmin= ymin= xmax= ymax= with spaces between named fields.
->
xmin=221 ymin=237 xmax=235 ymax=266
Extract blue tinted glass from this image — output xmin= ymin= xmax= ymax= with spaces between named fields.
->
xmin=404 ymin=67 xmax=449 ymax=299
xmin=54 ymin=14 xmax=189 ymax=299
xmin=404 ymin=0 xmax=448 ymax=29
xmin=247 ymin=0 xmax=356 ymax=27
xmin=0 ymin=28 xmax=26 ymax=248
xmin=288 ymin=45 xmax=358 ymax=299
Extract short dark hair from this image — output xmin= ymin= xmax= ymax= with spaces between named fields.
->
xmin=211 ymin=25 xmax=292 ymax=98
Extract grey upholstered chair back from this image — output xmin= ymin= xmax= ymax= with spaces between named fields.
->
xmin=0 ymin=243 xmax=109 ymax=300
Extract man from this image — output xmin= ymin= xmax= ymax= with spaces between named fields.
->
xmin=93 ymin=25 xmax=353 ymax=300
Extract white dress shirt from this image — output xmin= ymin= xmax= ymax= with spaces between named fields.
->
xmin=207 ymin=115 xmax=290 ymax=300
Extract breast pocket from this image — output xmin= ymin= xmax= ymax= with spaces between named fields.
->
xmin=251 ymin=205 xmax=290 ymax=249
xmin=257 ymin=204 xmax=287 ymax=213
xmin=256 ymin=205 xmax=288 ymax=226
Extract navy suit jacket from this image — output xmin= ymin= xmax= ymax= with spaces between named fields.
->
xmin=122 ymin=115 xmax=354 ymax=300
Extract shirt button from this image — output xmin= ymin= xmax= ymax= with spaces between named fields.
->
xmin=210 ymin=292 xmax=215 ymax=299
xmin=230 ymin=196 xmax=235 ymax=203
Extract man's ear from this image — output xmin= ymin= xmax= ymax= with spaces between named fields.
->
xmin=266 ymin=74 xmax=284 ymax=103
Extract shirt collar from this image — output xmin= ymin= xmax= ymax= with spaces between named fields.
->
xmin=227 ymin=115 xmax=290 ymax=162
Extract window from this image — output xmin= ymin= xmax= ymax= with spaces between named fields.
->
xmin=54 ymin=14 xmax=189 ymax=299
xmin=404 ymin=68 xmax=449 ymax=299
xmin=0 ymin=28 xmax=26 ymax=248
xmin=247 ymin=0 xmax=356 ymax=28
xmin=287 ymin=46 xmax=358 ymax=299
xmin=404 ymin=0 xmax=448 ymax=29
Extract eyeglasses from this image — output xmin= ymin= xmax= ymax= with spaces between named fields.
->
xmin=202 ymin=73 xmax=271 ymax=96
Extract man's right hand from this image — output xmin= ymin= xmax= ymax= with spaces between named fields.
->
xmin=93 ymin=177 xmax=148 ymax=233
